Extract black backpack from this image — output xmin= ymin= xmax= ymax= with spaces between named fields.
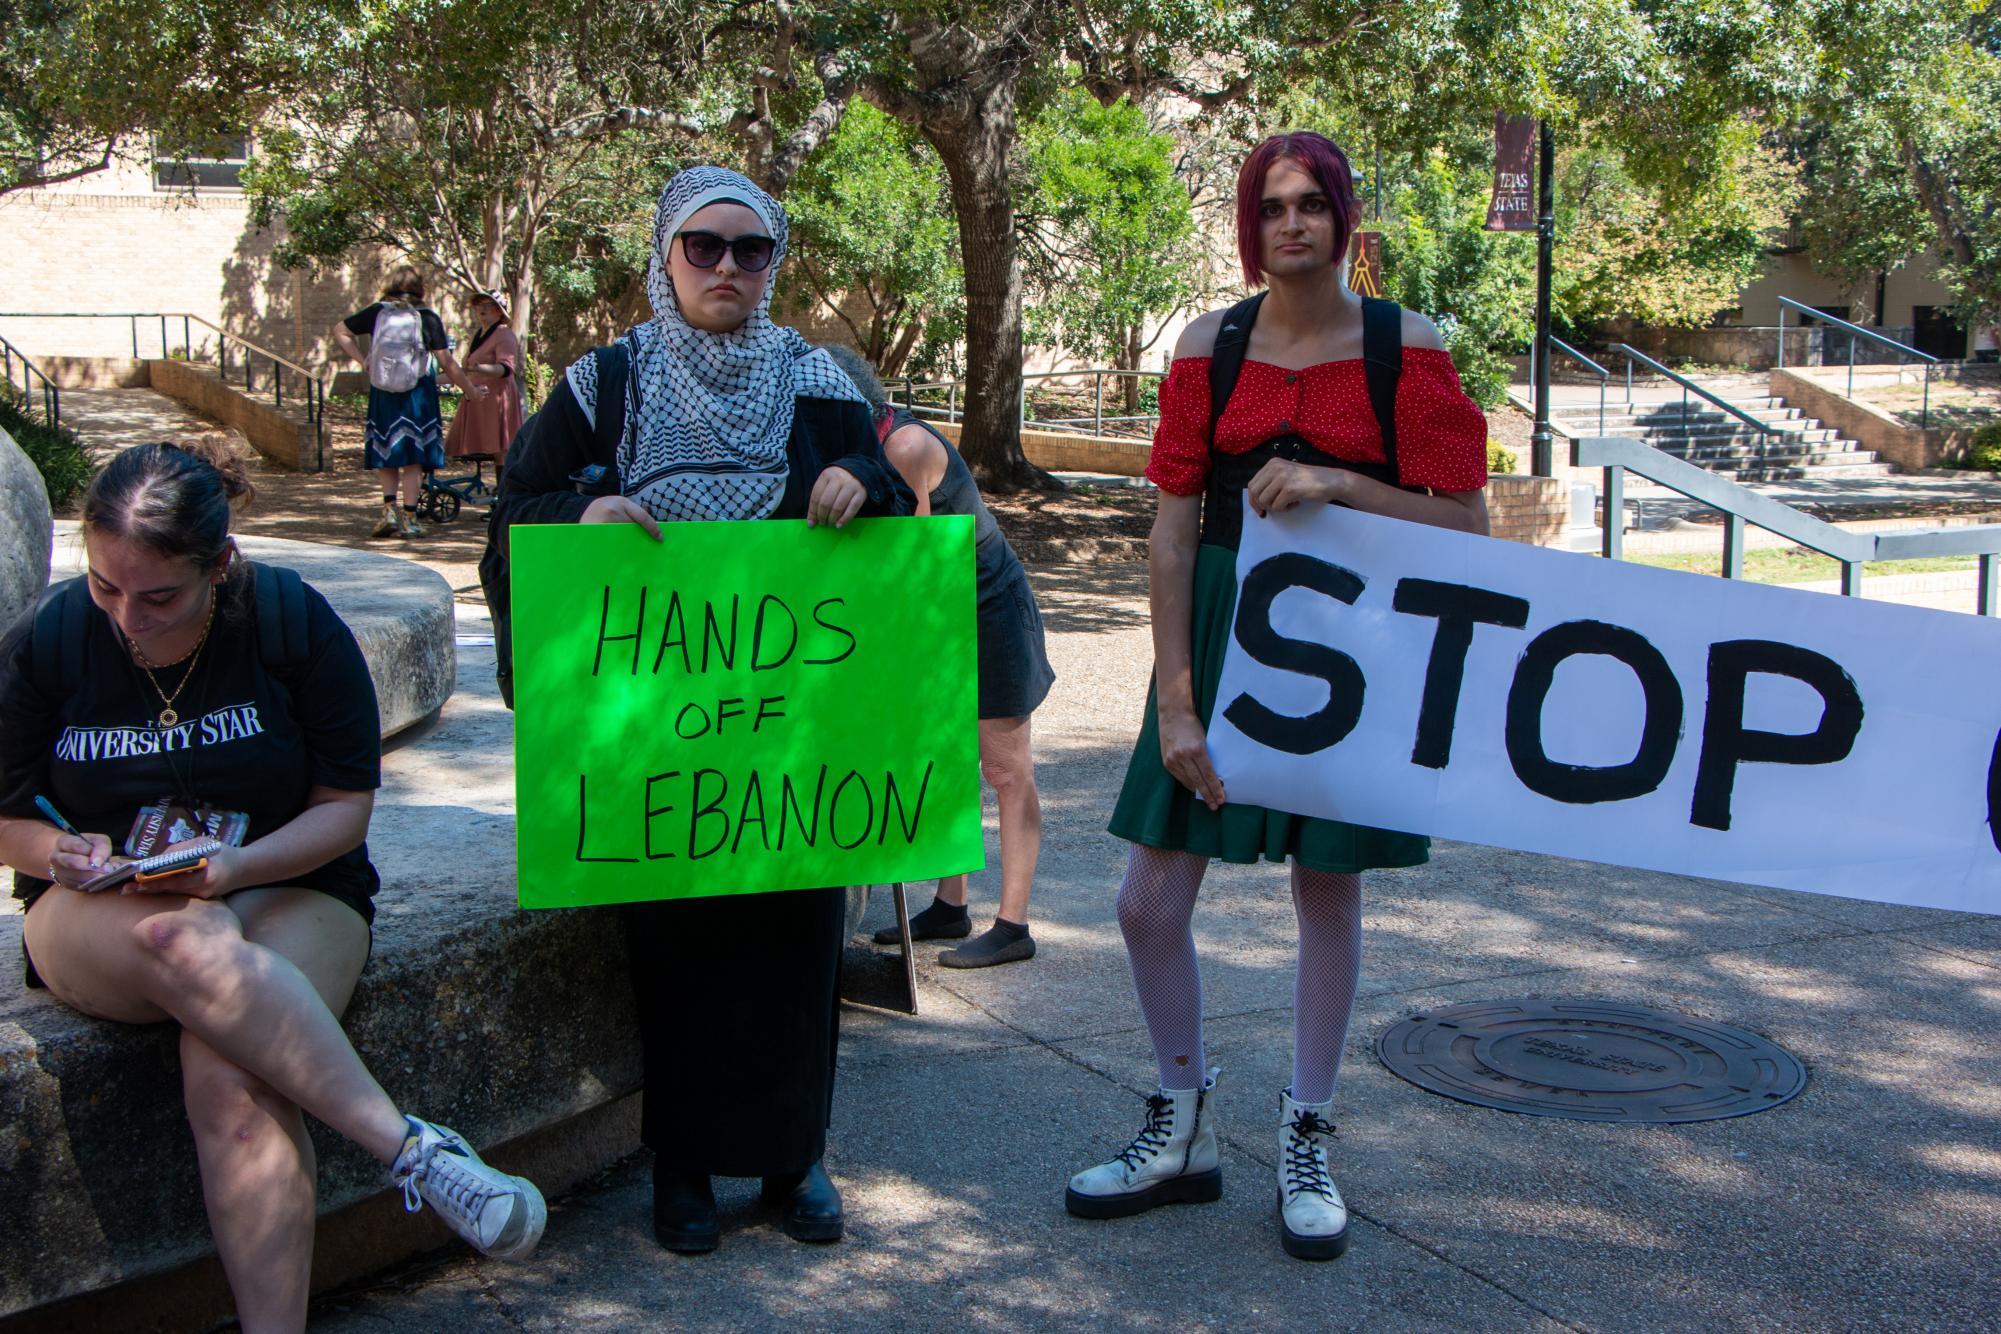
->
xmin=31 ymin=562 xmax=312 ymax=701
xmin=484 ymin=341 xmax=629 ymax=710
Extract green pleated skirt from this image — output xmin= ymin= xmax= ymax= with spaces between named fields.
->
xmin=1107 ymin=543 xmax=1429 ymax=874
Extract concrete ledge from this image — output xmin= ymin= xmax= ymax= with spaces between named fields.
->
xmin=49 ymin=529 xmax=455 ymax=738
xmin=1772 ymin=366 xmax=1974 ymax=471
xmin=924 ymin=419 xmax=1152 ymax=477
xmin=146 ymin=359 xmax=325 ymax=473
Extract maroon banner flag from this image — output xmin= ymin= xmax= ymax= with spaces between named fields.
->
xmin=1346 ymin=231 xmax=1384 ymax=297
xmin=1485 ymin=112 xmax=1537 ymax=231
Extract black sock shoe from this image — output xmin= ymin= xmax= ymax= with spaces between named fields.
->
xmin=875 ymin=896 xmax=971 ymax=944
xmin=939 ymin=917 xmax=1036 ymax=968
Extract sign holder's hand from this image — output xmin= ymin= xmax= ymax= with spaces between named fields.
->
xmin=1247 ymin=458 xmax=1348 ymax=518
xmin=582 ymin=494 xmax=663 ymax=541
xmin=807 ymin=467 xmax=867 ymax=528
xmin=1159 ymin=707 xmax=1227 ymax=811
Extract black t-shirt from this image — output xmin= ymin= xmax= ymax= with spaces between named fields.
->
xmin=344 ymin=302 xmax=450 ymax=352
xmin=0 ymin=574 xmax=383 ymax=915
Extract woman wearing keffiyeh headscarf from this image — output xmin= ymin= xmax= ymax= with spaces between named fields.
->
xmin=482 ymin=166 xmax=912 ymax=1253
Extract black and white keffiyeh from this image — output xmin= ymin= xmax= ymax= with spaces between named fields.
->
xmin=565 ymin=166 xmax=864 ymax=523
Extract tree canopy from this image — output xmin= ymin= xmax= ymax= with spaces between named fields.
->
xmin=27 ymin=0 xmax=2001 ymax=482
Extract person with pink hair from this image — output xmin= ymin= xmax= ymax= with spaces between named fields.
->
xmin=1065 ymin=132 xmax=1491 ymax=1261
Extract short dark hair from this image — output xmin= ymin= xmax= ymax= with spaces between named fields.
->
xmin=381 ymin=265 xmax=426 ymax=302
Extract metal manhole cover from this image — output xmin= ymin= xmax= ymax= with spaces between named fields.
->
xmin=1377 ymin=999 xmax=1806 ymax=1123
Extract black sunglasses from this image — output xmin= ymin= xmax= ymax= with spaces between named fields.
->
xmin=677 ymin=230 xmax=777 ymax=272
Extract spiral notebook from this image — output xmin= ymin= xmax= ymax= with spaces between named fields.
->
xmin=79 ymin=838 xmax=224 ymax=893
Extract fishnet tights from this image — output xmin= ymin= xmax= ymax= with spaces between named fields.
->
xmin=1116 ymin=845 xmax=1362 ymax=1103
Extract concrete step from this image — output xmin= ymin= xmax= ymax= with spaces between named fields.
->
xmin=1553 ymin=406 xmax=1804 ymax=431
xmin=1669 ymin=451 xmax=1886 ymax=473
xmin=1627 ymin=426 xmax=1845 ymax=447
xmin=1710 ymin=463 xmax=1901 ymax=483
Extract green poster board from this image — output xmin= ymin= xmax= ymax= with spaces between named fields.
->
xmin=510 ymin=517 xmax=983 ymax=908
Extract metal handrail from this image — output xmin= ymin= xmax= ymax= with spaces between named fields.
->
xmin=0 ymin=309 xmax=334 ymax=469
xmin=1775 ymin=296 xmax=1935 ymax=429
xmin=1577 ymin=433 xmax=2000 ymax=615
xmin=0 ymin=332 xmax=61 ymax=433
xmin=1614 ymin=344 xmax=1778 ymax=458
xmin=1527 ymin=335 xmax=1612 ymax=433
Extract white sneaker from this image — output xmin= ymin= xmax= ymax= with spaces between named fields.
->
xmin=1276 ymin=1089 xmax=1349 ymax=1260
xmin=393 ymin=1116 xmax=547 ymax=1260
xmin=1066 ymin=1067 xmax=1222 ymax=1218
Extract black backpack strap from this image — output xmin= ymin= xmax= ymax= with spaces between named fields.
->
xmin=592 ymin=340 xmax=630 ymax=461
xmin=252 ymin=563 xmax=312 ymax=674
xmin=1360 ymin=296 xmax=1404 ymax=480
xmin=31 ymin=577 xmax=90 ymax=704
xmin=1206 ymin=293 xmax=1266 ymax=443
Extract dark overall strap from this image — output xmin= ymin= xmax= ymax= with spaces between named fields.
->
xmin=1360 ymin=296 xmax=1403 ymax=480
xmin=252 ymin=563 xmax=311 ymax=673
xmin=31 ymin=564 xmax=308 ymax=705
xmin=592 ymin=341 xmax=630 ymax=461
xmin=1206 ymin=292 xmax=1267 ymax=444
xmin=31 ymin=578 xmax=90 ymax=703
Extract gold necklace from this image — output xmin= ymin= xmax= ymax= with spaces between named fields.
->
xmin=131 ymin=591 xmax=217 ymax=728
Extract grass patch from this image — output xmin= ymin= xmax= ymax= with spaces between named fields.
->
xmin=1629 ymin=547 xmax=1976 ymax=583
xmin=0 ymin=384 xmax=91 ymax=508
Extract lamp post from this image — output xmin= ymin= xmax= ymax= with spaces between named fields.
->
xmin=1531 ymin=123 xmax=1555 ymax=478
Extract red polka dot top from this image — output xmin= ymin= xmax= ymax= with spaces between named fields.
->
xmin=1144 ymin=349 xmax=1489 ymax=496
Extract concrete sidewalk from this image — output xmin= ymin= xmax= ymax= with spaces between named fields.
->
xmin=305 ymin=562 xmax=1999 ymax=1333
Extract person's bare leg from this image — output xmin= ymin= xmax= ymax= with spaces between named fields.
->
xmin=181 ymin=889 xmax=369 ymax=1334
xmin=938 ymin=715 xmax=1042 ymax=967
xmin=933 ymin=873 xmax=969 ymax=908
xmin=23 ymin=889 xmax=407 ymax=1161
xmin=398 ymin=465 xmax=422 ymax=508
xmin=980 ymin=715 xmax=1041 ymax=926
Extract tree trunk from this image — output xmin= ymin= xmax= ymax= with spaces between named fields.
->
xmin=1121 ymin=322 xmax=1143 ymax=412
xmin=923 ymin=112 xmax=1054 ymax=492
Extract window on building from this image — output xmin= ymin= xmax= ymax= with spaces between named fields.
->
xmin=153 ymin=133 xmax=250 ymax=191
xmin=1911 ymin=306 xmax=1967 ymax=360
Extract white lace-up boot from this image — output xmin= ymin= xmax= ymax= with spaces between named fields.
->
xmin=1276 ymin=1089 xmax=1349 ymax=1259
xmin=1066 ymin=1067 xmax=1222 ymax=1218
xmin=393 ymin=1116 xmax=547 ymax=1260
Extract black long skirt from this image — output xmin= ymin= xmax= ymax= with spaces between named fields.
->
xmin=624 ymin=885 xmax=845 ymax=1177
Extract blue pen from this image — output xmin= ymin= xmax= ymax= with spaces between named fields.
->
xmin=36 ymin=795 xmax=105 ymax=872
xmin=33 ymin=795 xmax=79 ymax=836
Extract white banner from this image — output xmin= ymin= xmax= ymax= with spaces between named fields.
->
xmin=1207 ymin=500 xmax=2001 ymax=914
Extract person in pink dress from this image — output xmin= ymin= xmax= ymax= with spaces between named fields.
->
xmin=444 ymin=292 xmax=526 ymax=469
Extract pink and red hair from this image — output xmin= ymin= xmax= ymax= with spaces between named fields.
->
xmin=1235 ymin=132 xmax=1359 ymax=288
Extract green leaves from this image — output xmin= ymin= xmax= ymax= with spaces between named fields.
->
xmin=1019 ymin=90 xmax=1198 ymax=369
xmin=781 ymin=103 xmax=962 ymax=375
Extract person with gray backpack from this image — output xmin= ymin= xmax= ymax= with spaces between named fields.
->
xmin=330 ymin=266 xmax=486 ymax=538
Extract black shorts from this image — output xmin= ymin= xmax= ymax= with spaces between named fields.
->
xmin=18 ymin=880 xmax=375 ymax=991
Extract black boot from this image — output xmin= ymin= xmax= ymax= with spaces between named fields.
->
xmin=762 ymin=1161 xmax=844 ymax=1243
xmin=653 ymin=1170 xmax=719 ymax=1253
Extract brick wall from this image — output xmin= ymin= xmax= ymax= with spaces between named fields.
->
xmin=0 ymin=183 xmax=453 ymax=371
xmin=1485 ymin=475 xmax=1568 ymax=546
